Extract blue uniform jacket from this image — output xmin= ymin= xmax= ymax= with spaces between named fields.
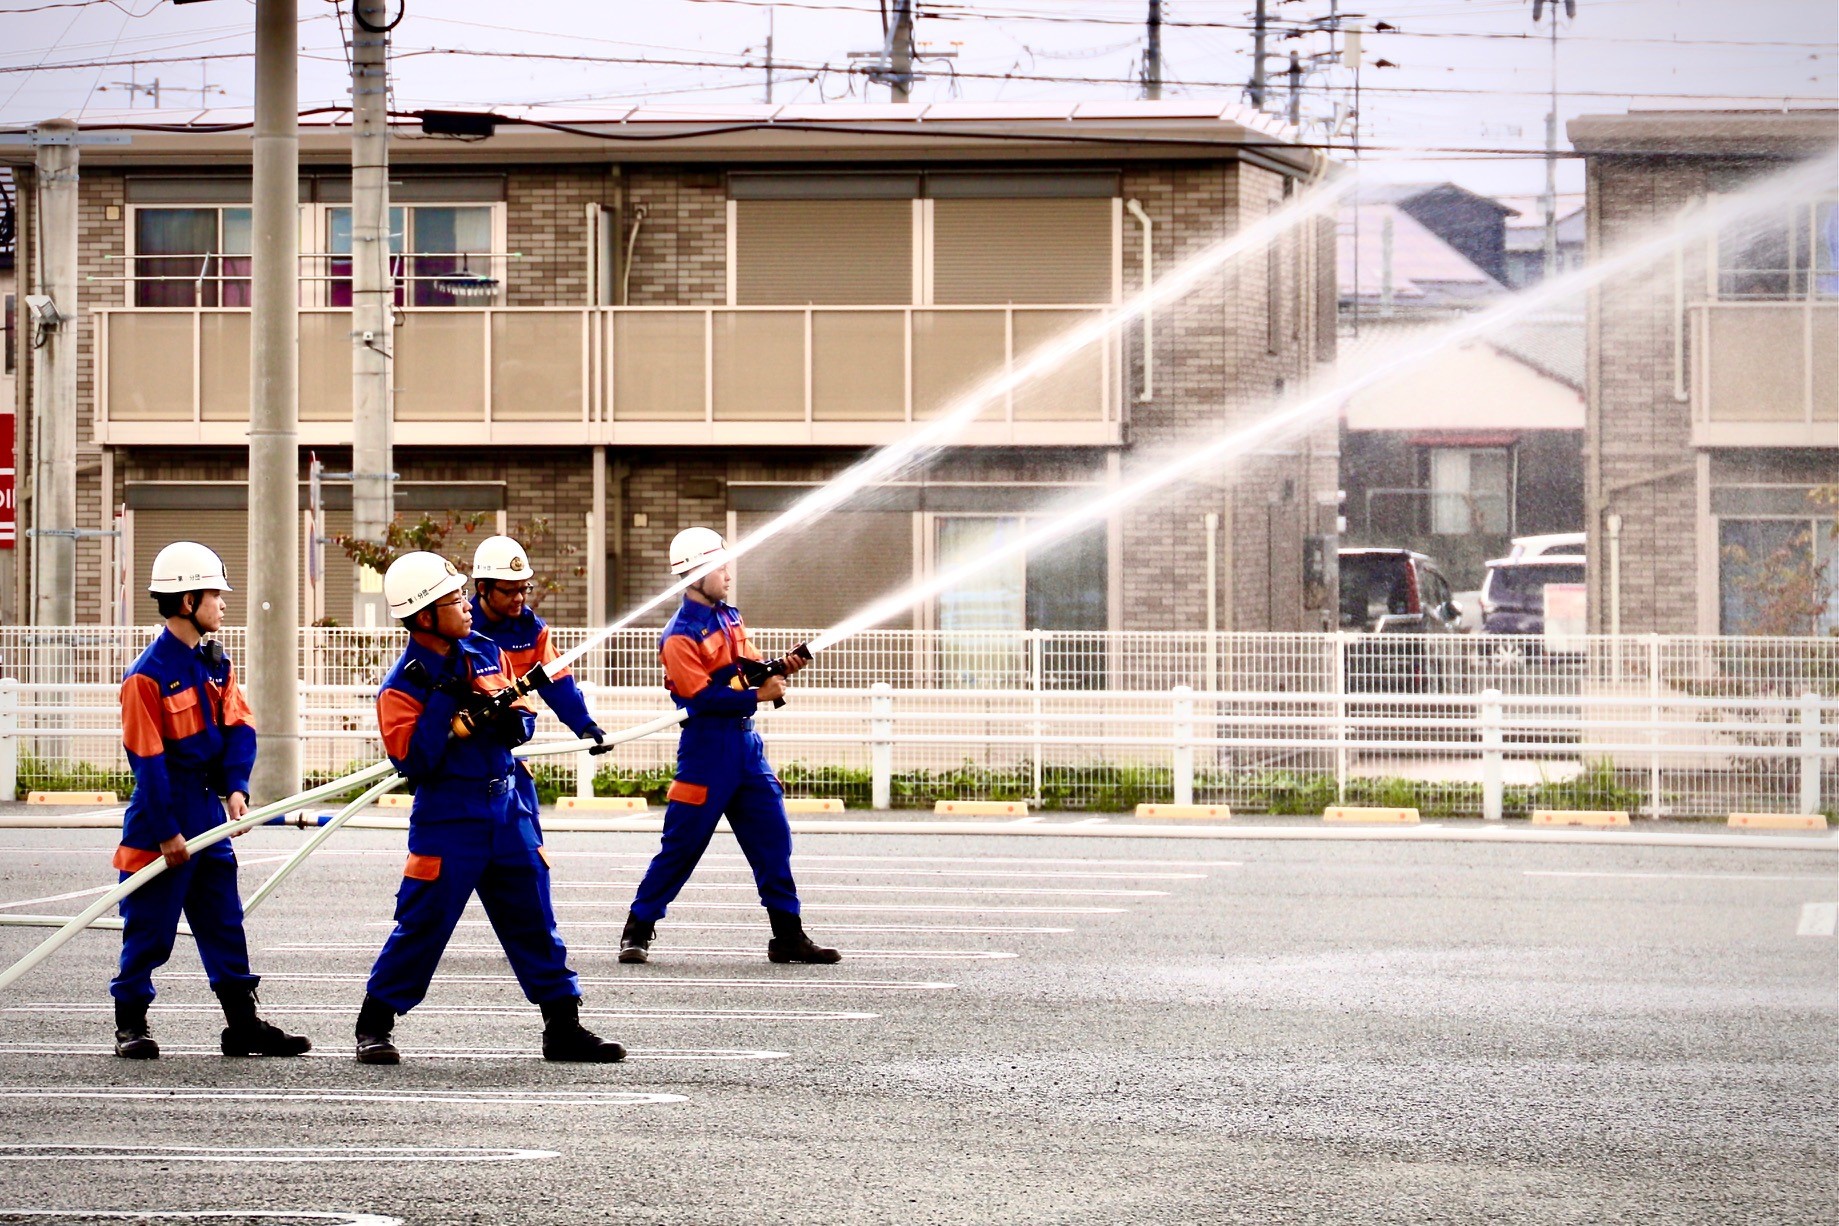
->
xmin=376 ymin=632 xmax=537 ymax=821
xmin=469 ymin=598 xmax=596 ymax=737
xmin=660 ymin=597 xmax=773 ymax=794
xmin=116 ymin=629 xmax=256 ymax=870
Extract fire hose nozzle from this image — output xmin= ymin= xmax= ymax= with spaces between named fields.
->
xmin=737 ymin=643 xmax=814 ymax=708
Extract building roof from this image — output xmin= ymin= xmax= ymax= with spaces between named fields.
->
xmin=1362 ymin=181 xmax=1520 ymax=216
xmin=1335 ymin=315 xmax=1585 ymax=432
xmin=1569 ymin=108 xmax=1839 ymax=156
xmin=0 ymin=100 xmax=1327 ymax=173
xmin=1502 ymin=206 xmax=1586 ymax=252
xmin=1338 ymin=203 xmax=1505 ymax=306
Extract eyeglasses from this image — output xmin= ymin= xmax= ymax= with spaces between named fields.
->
xmin=489 ymin=582 xmax=536 ymax=595
xmin=431 ymin=596 xmax=467 ymax=611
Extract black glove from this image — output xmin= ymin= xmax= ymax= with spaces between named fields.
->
xmin=583 ymin=723 xmax=617 ymax=756
xmin=489 ymin=703 xmax=533 ymax=747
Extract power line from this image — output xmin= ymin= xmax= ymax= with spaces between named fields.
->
xmin=659 ymin=0 xmax=1839 ymax=51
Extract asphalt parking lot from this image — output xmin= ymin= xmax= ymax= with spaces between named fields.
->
xmin=0 ymin=813 xmax=1833 ymax=1225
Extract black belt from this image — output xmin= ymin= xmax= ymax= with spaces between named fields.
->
xmin=428 ymin=774 xmax=515 ymax=798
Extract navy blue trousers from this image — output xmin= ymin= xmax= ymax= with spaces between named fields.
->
xmin=111 ymin=852 xmax=257 ymax=1003
xmin=365 ymin=803 xmax=579 ymax=1014
xmin=629 ymin=772 xmax=800 ymax=923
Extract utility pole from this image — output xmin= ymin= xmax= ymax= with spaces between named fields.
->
xmin=1287 ymin=51 xmax=1301 ymax=124
xmin=889 ymin=0 xmax=914 ymax=102
xmin=1534 ymin=0 xmax=1576 ymax=281
xmin=1250 ymin=0 xmax=1268 ymax=110
xmin=764 ymin=8 xmax=775 ymax=104
xmin=1143 ymin=1 xmax=1162 ymax=101
xmin=247 ymin=0 xmax=300 ymax=801
xmin=350 ymin=0 xmax=394 ymax=627
xmin=29 ymin=119 xmax=77 ymax=628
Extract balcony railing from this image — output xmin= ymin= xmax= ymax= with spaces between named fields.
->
xmin=92 ymin=304 xmax=1122 ymax=447
xmin=1689 ymin=301 xmax=1837 ymax=447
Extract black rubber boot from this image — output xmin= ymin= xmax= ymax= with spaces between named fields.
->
xmin=113 ymin=997 xmax=159 ymax=1060
xmin=618 ymin=912 xmax=654 ymax=965
xmin=354 ymin=994 xmax=400 ymax=1065
xmin=766 ymin=908 xmax=842 ymax=964
xmin=540 ymin=997 xmax=626 ymax=1063
xmin=215 ymin=983 xmax=311 ymax=1057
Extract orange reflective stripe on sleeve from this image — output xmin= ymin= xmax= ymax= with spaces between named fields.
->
xmin=661 ymin=635 xmax=712 ymax=699
xmin=112 ymin=845 xmax=160 ymax=873
xmin=377 ymin=687 xmax=426 ymax=762
xmin=666 ymin=779 xmax=709 ymax=806
xmin=214 ymin=666 xmax=255 ymax=729
xmin=534 ymin=625 xmax=571 ymax=679
xmin=121 ymin=674 xmax=165 ymax=758
xmin=403 ymin=853 xmax=442 ymax=881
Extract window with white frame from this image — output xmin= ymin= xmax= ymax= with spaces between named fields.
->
xmin=1719 ymin=516 xmax=1839 ymax=636
xmin=935 ymin=515 xmax=1108 ymax=687
xmin=1423 ymin=447 xmax=1512 ymax=536
xmin=325 ymin=204 xmax=500 ymax=307
xmin=132 ymin=206 xmax=250 ymax=307
xmin=1715 ymin=199 xmax=1839 ymax=301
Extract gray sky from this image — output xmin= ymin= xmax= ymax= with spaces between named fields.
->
xmin=1 ymin=0 xmax=1834 ymax=197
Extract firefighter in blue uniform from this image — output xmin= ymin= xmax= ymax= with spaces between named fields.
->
xmin=351 ymin=551 xmax=623 ymax=1065
xmin=617 ymin=527 xmax=841 ymax=966
xmin=469 ymin=535 xmax=605 ymax=834
xmin=110 ymin=541 xmax=310 ymax=1060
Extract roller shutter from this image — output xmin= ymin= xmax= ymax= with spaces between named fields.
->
xmin=732 ymin=509 xmax=914 ymax=632
xmin=130 ymin=510 xmax=249 ymax=625
xmin=932 ymin=198 xmax=1113 ymax=305
xmin=734 ymin=199 xmax=913 ymax=306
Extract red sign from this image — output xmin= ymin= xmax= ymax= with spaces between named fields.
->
xmin=0 ymin=405 xmax=13 ymax=550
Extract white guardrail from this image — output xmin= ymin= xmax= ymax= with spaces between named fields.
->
xmin=0 ymin=628 xmax=1834 ymax=818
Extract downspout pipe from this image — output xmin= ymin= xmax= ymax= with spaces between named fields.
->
xmin=1126 ymin=198 xmax=1153 ymax=402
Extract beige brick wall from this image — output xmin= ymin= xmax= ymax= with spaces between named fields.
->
xmin=1585 ymin=156 xmax=1713 ymax=634
xmin=66 ymin=157 xmax=1337 ymax=635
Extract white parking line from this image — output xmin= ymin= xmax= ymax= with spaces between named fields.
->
xmin=0 ymin=1142 xmax=565 ymax=1162
xmin=549 ymin=882 xmax=1167 ymax=897
xmin=168 ymin=971 xmax=955 ymax=992
xmin=0 ymin=1087 xmax=681 ymax=1108
xmin=1796 ymin=902 xmax=1837 ymax=936
xmin=198 ymin=848 xmax=1244 ymax=870
xmin=556 ymin=865 xmax=1207 ymax=881
xmin=263 ymin=943 xmax=1015 ymax=962
xmin=0 ymin=1041 xmax=788 ymax=1061
xmin=430 ymin=920 xmax=1076 ymax=934
xmin=0 ymin=884 xmax=119 ymax=911
xmin=1525 ymin=870 xmax=1833 ymax=883
xmin=0 ymin=1212 xmax=400 ymax=1225
xmin=2 ymin=1003 xmax=878 ymax=1021
xmin=546 ymin=902 xmax=1126 ymax=915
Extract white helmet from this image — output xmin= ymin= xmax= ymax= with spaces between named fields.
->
xmin=384 ymin=551 xmax=467 ymax=619
xmin=472 ymin=535 xmax=534 ymax=583
xmin=148 ymin=541 xmax=232 ymax=594
xmin=669 ymin=526 xmax=727 ymax=576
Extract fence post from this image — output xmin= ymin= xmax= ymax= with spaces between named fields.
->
xmin=1480 ymin=686 xmax=1503 ymax=822
xmin=1172 ymin=684 xmax=1194 ymax=806
xmin=0 ymin=679 xmax=17 ymax=802
xmin=871 ymin=682 xmax=893 ymax=812
xmin=1030 ymin=630 xmax=1044 ymax=807
xmin=1801 ymin=690 xmax=1821 ymax=817
xmin=1646 ymin=634 xmax=1662 ymax=818
xmin=1332 ymin=631 xmax=1348 ymax=803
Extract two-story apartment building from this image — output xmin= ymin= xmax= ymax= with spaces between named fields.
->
xmin=5 ymin=102 xmax=1339 ymax=646
xmin=1569 ymin=109 xmax=1837 ymax=636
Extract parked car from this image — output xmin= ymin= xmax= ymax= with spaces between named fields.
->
xmin=1480 ymin=555 xmax=1587 ymax=637
xmin=1338 ymin=548 xmax=1466 ymax=634
xmin=1503 ymin=532 xmax=1586 ymax=562
xmin=1338 ymin=548 xmax=1469 ymax=699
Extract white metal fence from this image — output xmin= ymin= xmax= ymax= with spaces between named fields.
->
xmin=1 ymin=627 xmax=1834 ymax=818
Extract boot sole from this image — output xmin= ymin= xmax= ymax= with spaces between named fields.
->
xmin=544 ymin=1047 xmax=627 ymax=1063
xmin=767 ymin=952 xmax=844 ymax=964
xmin=113 ymin=1045 xmax=158 ymax=1060
xmin=617 ymin=949 xmax=649 ymax=964
xmin=355 ymin=1041 xmax=400 ymax=1066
